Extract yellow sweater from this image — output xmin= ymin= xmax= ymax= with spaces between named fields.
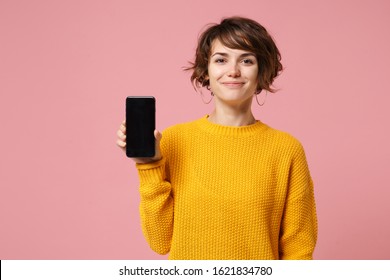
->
xmin=136 ymin=115 xmax=317 ymax=260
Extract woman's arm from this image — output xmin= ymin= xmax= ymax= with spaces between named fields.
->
xmin=136 ymin=158 xmax=173 ymax=255
xmin=279 ymin=142 xmax=318 ymax=260
xmin=117 ymin=120 xmax=173 ymax=254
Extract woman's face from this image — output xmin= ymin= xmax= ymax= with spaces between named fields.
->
xmin=207 ymin=39 xmax=259 ymax=106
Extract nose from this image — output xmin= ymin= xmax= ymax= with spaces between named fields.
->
xmin=227 ymin=63 xmax=241 ymax=77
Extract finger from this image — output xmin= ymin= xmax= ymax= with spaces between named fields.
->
xmin=154 ymin=130 xmax=162 ymax=142
xmin=152 ymin=130 xmax=162 ymax=161
xmin=116 ymin=139 xmax=126 ymax=148
xmin=120 ymin=123 xmax=126 ymax=133
xmin=117 ymin=129 xmax=126 ymax=140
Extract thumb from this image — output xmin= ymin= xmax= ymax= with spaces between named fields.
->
xmin=154 ymin=130 xmax=162 ymax=143
xmin=153 ymin=130 xmax=162 ymax=160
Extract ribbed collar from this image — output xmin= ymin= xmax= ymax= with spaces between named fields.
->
xmin=194 ymin=115 xmax=268 ymax=138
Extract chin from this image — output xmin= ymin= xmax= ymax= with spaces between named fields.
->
xmin=218 ymin=92 xmax=253 ymax=101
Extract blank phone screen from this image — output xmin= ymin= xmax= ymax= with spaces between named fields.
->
xmin=126 ymin=96 xmax=155 ymax=157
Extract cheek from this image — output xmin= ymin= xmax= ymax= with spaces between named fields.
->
xmin=247 ymin=69 xmax=259 ymax=84
xmin=248 ymin=67 xmax=259 ymax=78
xmin=208 ymin=65 xmax=225 ymax=81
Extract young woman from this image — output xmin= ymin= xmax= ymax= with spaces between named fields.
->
xmin=116 ymin=17 xmax=317 ymax=260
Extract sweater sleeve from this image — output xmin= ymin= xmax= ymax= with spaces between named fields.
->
xmin=279 ymin=142 xmax=318 ymax=260
xmin=136 ymin=157 xmax=173 ymax=255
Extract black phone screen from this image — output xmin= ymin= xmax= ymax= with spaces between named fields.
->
xmin=126 ymin=96 xmax=155 ymax=158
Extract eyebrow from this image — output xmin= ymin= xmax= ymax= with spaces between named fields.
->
xmin=211 ymin=52 xmax=256 ymax=58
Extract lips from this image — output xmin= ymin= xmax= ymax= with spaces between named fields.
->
xmin=221 ymin=81 xmax=245 ymax=88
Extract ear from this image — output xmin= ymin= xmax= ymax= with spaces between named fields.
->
xmin=201 ymin=76 xmax=209 ymax=87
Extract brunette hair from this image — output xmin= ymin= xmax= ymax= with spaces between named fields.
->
xmin=186 ymin=16 xmax=283 ymax=93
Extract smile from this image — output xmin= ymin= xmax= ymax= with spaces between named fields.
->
xmin=221 ymin=82 xmax=245 ymax=88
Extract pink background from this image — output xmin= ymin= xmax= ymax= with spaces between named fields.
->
xmin=1 ymin=0 xmax=390 ymax=260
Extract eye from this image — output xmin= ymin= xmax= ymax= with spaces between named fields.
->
xmin=242 ymin=58 xmax=255 ymax=65
xmin=214 ymin=58 xmax=226 ymax=64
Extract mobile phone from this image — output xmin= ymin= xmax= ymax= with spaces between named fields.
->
xmin=126 ymin=96 xmax=156 ymax=158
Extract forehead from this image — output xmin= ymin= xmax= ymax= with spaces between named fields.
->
xmin=210 ymin=39 xmax=254 ymax=56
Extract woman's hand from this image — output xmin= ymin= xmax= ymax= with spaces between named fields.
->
xmin=116 ymin=120 xmax=162 ymax=164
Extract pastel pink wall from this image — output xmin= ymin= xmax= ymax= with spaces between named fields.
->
xmin=1 ymin=0 xmax=389 ymax=259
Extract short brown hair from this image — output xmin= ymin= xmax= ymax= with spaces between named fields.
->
xmin=186 ymin=16 xmax=283 ymax=93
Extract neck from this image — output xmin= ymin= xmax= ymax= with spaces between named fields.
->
xmin=208 ymin=101 xmax=256 ymax=127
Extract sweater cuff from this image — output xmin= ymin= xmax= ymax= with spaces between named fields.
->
xmin=136 ymin=158 xmax=166 ymax=184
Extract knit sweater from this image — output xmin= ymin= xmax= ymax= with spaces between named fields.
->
xmin=136 ymin=115 xmax=317 ymax=260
